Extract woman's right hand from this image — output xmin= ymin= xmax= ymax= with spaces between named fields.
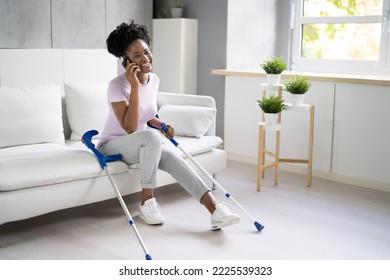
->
xmin=125 ymin=60 xmax=140 ymax=87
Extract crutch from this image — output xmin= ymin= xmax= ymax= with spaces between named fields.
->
xmin=82 ymin=130 xmax=153 ymax=260
xmin=160 ymin=124 xmax=264 ymax=231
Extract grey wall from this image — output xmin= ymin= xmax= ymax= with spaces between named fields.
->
xmin=106 ymin=0 xmax=153 ymax=41
xmin=154 ymin=0 xmax=228 ymax=138
xmin=0 ymin=0 xmax=153 ymax=49
xmin=51 ymin=0 xmax=106 ymax=48
xmin=0 ymin=0 xmax=52 ymax=48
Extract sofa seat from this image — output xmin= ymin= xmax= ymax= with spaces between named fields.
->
xmin=65 ymin=135 xmax=223 ymax=168
xmin=0 ymin=143 xmax=129 ymax=192
xmin=0 ymin=135 xmax=223 ymax=192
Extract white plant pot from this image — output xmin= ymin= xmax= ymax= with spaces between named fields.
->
xmin=264 ymin=113 xmax=279 ymax=125
xmin=260 ymin=83 xmax=277 ymax=97
xmin=290 ymin=93 xmax=305 ymax=106
xmin=171 ymin=8 xmax=183 ymax=18
xmin=266 ymin=74 xmax=281 ymax=86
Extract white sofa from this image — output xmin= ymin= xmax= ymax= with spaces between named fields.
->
xmin=0 ymin=83 xmax=226 ymax=226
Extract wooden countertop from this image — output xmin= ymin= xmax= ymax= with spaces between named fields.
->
xmin=211 ymin=69 xmax=390 ymax=87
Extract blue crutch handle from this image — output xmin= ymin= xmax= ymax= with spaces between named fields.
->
xmin=81 ymin=130 xmax=122 ymax=168
xmin=160 ymin=123 xmax=179 ymax=147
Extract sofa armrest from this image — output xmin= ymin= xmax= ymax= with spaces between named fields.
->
xmin=157 ymin=92 xmax=217 ymax=136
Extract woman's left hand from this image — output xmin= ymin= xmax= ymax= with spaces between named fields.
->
xmin=160 ymin=124 xmax=175 ymax=140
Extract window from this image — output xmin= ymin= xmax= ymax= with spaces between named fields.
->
xmin=291 ymin=0 xmax=390 ymax=75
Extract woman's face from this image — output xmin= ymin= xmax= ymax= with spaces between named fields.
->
xmin=125 ymin=39 xmax=153 ymax=73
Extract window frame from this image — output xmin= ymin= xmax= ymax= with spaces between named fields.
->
xmin=290 ymin=0 xmax=390 ymax=75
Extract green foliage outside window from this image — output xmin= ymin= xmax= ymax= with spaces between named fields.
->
xmin=302 ymin=0 xmax=383 ymax=60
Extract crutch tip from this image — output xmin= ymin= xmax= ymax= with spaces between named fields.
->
xmin=255 ymin=222 xmax=264 ymax=231
xmin=146 ymin=254 xmax=153 ymax=260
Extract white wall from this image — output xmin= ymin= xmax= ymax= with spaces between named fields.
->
xmin=226 ymin=0 xmax=281 ymax=69
xmin=0 ymin=49 xmax=117 ymax=87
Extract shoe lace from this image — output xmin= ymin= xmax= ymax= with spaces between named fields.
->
xmin=149 ymin=201 xmax=161 ymax=213
xmin=217 ymin=203 xmax=232 ymax=215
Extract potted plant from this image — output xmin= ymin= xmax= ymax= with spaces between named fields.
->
xmin=260 ymin=56 xmax=287 ymax=86
xmin=284 ymin=75 xmax=311 ymax=106
xmin=170 ymin=0 xmax=183 ymax=18
xmin=257 ymin=94 xmax=286 ymax=125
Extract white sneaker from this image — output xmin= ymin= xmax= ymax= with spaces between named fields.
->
xmin=211 ymin=203 xmax=241 ymax=230
xmin=139 ymin=198 xmax=165 ymax=225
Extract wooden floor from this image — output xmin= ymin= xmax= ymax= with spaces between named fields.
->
xmin=1 ymin=160 xmax=390 ymax=260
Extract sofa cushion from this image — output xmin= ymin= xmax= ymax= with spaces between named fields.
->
xmin=0 ymin=143 xmax=129 ymax=191
xmin=64 ymin=82 xmax=108 ymax=141
xmin=166 ymin=136 xmax=223 ymax=156
xmin=0 ymin=85 xmax=65 ymax=148
xmin=157 ymin=105 xmax=216 ymax=138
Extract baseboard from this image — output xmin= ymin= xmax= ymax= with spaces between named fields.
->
xmin=227 ymin=153 xmax=390 ymax=193
xmin=227 ymin=153 xmax=258 ymax=165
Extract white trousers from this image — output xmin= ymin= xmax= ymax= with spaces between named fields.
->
xmin=98 ymin=129 xmax=210 ymax=202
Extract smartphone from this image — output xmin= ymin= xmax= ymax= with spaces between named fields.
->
xmin=121 ymin=56 xmax=130 ymax=69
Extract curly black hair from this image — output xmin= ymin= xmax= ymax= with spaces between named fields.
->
xmin=106 ymin=20 xmax=151 ymax=58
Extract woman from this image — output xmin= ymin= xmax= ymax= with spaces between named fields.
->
xmin=97 ymin=20 xmax=240 ymax=230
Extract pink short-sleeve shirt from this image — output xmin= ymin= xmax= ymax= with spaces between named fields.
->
xmin=98 ymin=72 xmax=159 ymax=147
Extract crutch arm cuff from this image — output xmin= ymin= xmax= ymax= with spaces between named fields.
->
xmin=82 ymin=130 xmax=123 ymax=168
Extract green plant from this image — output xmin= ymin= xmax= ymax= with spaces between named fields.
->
xmin=257 ymin=95 xmax=286 ymax=113
xmin=170 ymin=0 xmax=183 ymax=8
xmin=158 ymin=7 xmax=169 ymax=18
xmin=260 ymin=56 xmax=287 ymax=74
xmin=284 ymin=75 xmax=311 ymax=94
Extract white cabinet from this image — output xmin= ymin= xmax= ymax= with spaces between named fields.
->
xmin=152 ymin=19 xmax=198 ymax=95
